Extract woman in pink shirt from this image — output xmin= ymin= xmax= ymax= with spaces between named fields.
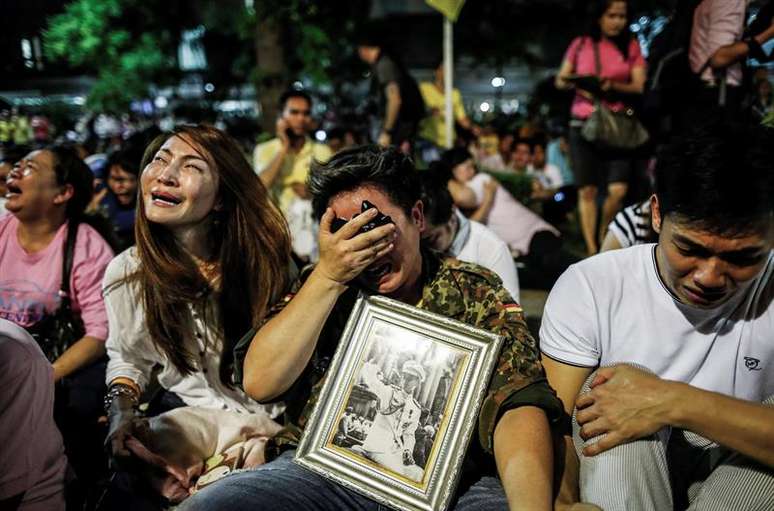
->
xmin=555 ymin=0 xmax=647 ymax=255
xmin=0 ymin=145 xmax=115 ymax=503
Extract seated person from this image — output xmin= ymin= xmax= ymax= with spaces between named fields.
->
xmin=540 ymin=125 xmax=774 ymax=510
xmin=420 ymin=171 xmax=520 ymax=302
xmin=0 ymin=319 xmax=67 ymax=511
xmin=102 ymin=126 xmax=293 ymax=507
xmin=527 ymin=136 xmax=565 ymax=199
xmin=180 ymin=145 xmax=563 ymax=511
xmin=91 ymin=147 xmax=139 ymax=250
xmin=600 ymin=199 xmax=656 ymax=252
xmin=254 ymin=90 xmax=333 ymax=262
xmin=89 ymin=128 xmax=161 ymax=251
xmin=478 ymin=130 xmax=514 ymax=172
xmin=0 ymin=145 xmax=30 ymax=214
xmin=0 ymin=146 xmax=115 ymax=500
xmin=508 ymin=138 xmax=532 ymax=175
xmin=441 ymin=147 xmax=560 ymax=260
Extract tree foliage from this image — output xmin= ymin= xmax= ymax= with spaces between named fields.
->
xmin=44 ymin=0 xmax=180 ymax=112
xmin=43 ymin=0 xmax=370 ymax=115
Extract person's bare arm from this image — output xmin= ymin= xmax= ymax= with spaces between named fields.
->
xmin=469 ymin=179 xmax=497 ymax=223
xmin=599 ymin=230 xmax=623 ymax=252
xmin=555 ymin=60 xmax=576 ymax=90
xmin=52 ymin=336 xmax=105 ymax=382
xmin=494 ymin=406 xmax=553 ymax=511
xmin=605 ymin=66 xmax=646 ymax=95
xmin=575 ymin=365 xmax=774 ymax=468
xmin=242 ymin=208 xmax=396 ymax=402
xmin=710 ymin=24 xmax=774 ymax=69
xmin=447 ymin=179 xmax=479 ymax=210
xmin=542 ymin=355 xmax=595 ymax=508
xmin=379 ymin=82 xmax=402 ymax=147
xmin=257 ymin=118 xmax=291 ymax=189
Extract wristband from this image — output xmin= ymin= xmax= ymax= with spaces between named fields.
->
xmin=104 ymin=382 xmax=140 ymax=413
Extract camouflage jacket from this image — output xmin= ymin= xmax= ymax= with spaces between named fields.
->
xmin=233 ymin=250 xmax=562 ymax=461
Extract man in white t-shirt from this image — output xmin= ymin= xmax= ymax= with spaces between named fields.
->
xmin=420 ymin=173 xmax=520 ymax=302
xmin=541 ymin=126 xmax=774 ymax=510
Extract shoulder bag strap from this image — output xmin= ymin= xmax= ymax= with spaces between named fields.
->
xmin=60 ymin=220 xmax=78 ymax=304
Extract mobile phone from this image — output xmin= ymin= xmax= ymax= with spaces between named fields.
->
xmin=330 ymin=200 xmax=393 ymax=235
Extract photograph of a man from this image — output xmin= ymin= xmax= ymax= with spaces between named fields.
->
xmin=354 ymin=359 xmax=425 ymax=480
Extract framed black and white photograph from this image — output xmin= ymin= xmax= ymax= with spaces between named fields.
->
xmin=294 ymin=294 xmax=503 ymax=511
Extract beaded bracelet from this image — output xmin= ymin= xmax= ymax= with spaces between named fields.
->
xmin=103 ymin=383 xmax=140 ymax=413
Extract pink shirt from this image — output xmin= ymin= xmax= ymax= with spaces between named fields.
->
xmin=0 ymin=319 xmax=67 ymax=510
xmin=0 ymin=215 xmax=114 ymax=340
xmin=564 ymin=36 xmax=646 ymax=120
xmin=689 ymin=0 xmax=746 ymax=86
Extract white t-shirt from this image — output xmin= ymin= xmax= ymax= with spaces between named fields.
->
xmin=102 ymin=248 xmax=283 ymax=417
xmin=451 ymin=211 xmax=520 ymax=303
xmin=467 ymin=173 xmax=558 ymax=256
xmin=528 ymin=163 xmax=564 ymax=190
xmin=540 ymin=244 xmax=774 ymax=402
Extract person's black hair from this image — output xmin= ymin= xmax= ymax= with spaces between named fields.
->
xmin=588 ymin=0 xmax=633 ymax=59
xmin=47 ymin=145 xmax=95 ymax=220
xmin=0 ymin=145 xmax=30 ymax=165
xmin=354 ymin=25 xmax=384 ymax=49
xmin=437 ymin=147 xmax=474 ymax=182
xmin=279 ymin=89 xmax=312 ymax=111
xmin=513 ymin=137 xmax=533 ymax=150
xmin=530 ymin=133 xmax=548 ymax=150
xmin=308 ymin=145 xmax=420 ymax=221
xmin=655 ymin=125 xmax=774 ymax=236
xmin=106 ymin=147 xmax=141 ymax=177
xmin=420 ymin=165 xmax=454 ymax=226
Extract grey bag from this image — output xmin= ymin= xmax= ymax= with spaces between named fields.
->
xmin=582 ymin=100 xmax=650 ymax=149
xmin=581 ymin=41 xmax=649 ymax=149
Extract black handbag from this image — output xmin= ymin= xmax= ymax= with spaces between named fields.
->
xmin=581 ymin=41 xmax=649 ymax=150
xmin=27 ymin=221 xmax=85 ymax=362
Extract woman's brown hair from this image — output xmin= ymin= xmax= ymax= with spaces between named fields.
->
xmin=127 ymin=125 xmax=291 ymax=385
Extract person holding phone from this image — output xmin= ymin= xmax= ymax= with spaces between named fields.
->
xmin=253 ymin=90 xmax=333 ymax=262
xmin=180 ymin=145 xmax=563 ymax=511
xmin=555 ymin=0 xmax=647 ymax=256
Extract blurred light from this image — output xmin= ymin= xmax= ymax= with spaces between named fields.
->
xmin=479 ymin=101 xmax=491 ymax=113
xmin=293 ymin=81 xmax=304 ymax=89
xmin=154 ymin=96 xmax=168 ymax=109
xmin=630 ymin=23 xmax=641 ymax=32
xmin=72 ymin=96 xmax=86 ymax=106
xmin=315 ymin=130 xmax=327 ymax=142
xmin=491 ymin=76 xmax=506 ymax=88
xmin=204 ymin=83 xmax=215 ymax=93
xmin=554 ymin=191 xmax=565 ymax=202
xmin=501 ymin=99 xmax=520 ymax=114
xmin=21 ymin=39 xmax=32 ymax=59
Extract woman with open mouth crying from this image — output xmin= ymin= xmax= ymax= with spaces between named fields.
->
xmin=101 ymin=125 xmax=293 ymax=508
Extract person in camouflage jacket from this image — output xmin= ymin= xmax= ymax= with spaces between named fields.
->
xmin=180 ymin=146 xmax=563 ymax=511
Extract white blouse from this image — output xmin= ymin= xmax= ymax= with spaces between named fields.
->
xmin=102 ymin=248 xmax=282 ymax=418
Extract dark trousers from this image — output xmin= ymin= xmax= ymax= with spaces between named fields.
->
xmin=55 ymin=358 xmax=109 ymax=509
